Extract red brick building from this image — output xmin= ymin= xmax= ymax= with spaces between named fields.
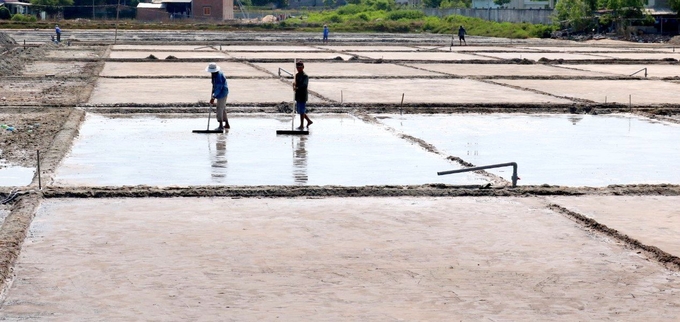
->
xmin=192 ymin=0 xmax=233 ymax=20
xmin=136 ymin=0 xmax=233 ymax=21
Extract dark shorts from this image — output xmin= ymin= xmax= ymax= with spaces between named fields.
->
xmin=296 ymin=101 xmax=307 ymax=114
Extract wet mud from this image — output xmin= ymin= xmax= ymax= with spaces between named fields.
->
xmin=0 ymin=108 xmax=73 ymax=168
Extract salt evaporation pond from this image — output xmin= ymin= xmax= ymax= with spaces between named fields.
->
xmin=0 ymin=159 xmax=34 ymax=187
xmin=379 ymin=113 xmax=680 ymax=187
xmin=54 ymin=113 xmax=487 ymax=187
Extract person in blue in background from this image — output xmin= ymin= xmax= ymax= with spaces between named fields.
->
xmin=206 ymin=63 xmax=230 ymax=130
xmin=55 ymin=24 xmax=61 ymax=43
xmin=323 ymin=24 xmax=329 ymax=44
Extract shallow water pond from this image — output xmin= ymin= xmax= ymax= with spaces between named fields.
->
xmin=379 ymin=113 xmax=680 ymax=187
xmin=54 ymin=113 xmax=487 ymax=187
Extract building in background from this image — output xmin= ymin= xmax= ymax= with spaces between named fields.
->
xmin=0 ymin=0 xmax=32 ymax=15
xmin=137 ymin=0 xmax=232 ymax=21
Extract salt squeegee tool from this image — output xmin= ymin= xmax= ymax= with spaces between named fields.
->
xmin=193 ymin=104 xmax=223 ymax=134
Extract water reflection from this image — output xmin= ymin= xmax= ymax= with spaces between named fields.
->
xmin=210 ymin=133 xmax=228 ymax=181
xmin=292 ymin=135 xmax=308 ymax=184
xmin=567 ymin=115 xmax=583 ymax=125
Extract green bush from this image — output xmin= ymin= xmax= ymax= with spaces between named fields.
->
xmin=421 ymin=16 xmax=439 ymax=31
xmin=0 ymin=7 xmax=11 ymax=20
xmin=353 ymin=12 xmax=370 ymax=21
xmin=369 ymin=0 xmax=394 ymax=11
xmin=328 ymin=14 xmax=343 ymax=23
xmin=337 ymin=4 xmax=368 ymax=15
xmin=386 ymin=10 xmax=425 ymax=20
xmin=11 ymin=14 xmax=37 ymax=22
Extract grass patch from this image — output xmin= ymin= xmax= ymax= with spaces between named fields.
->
xmin=0 ymin=9 xmax=555 ymax=39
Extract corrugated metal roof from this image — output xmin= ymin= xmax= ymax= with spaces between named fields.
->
xmin=645 ymin=7 xmax=676 ymax=15
xmin=0 ymin=0 xmax=32 ymax=5
xmin=137 ymin=2 xmax=165 ymax=8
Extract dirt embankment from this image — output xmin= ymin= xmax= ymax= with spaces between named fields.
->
xmin=0 ymin=31 xmax=102 ymax=169
xmin=0 ymin=109 xmax=73 ymax=169
xmin=39 ymin=183 xmax=680 ymax=198
xmin=0 ymin=33 xmax=56 ymax=77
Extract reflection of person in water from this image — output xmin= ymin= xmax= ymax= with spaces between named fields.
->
xmin=210 ymin=134 xmax=228 ymax=181
xmin=293 ymin=136 xmax=308 ymax=184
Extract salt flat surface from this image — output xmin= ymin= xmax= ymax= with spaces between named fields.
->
xmin=378 ymin=113 xmax=680 ymax=186
xmin=225 ymin=52 xmax=354 ymax=60
xmin=88 ymin=78 xmax=317 ymax=104
xmin=495 ymin=79 xmax=680 ymax=105
xmin=2 ymin=197 xmax=679 ymax=320
xmin=54 ymin=114 xmax=484 ymax=186
xmin=517 ymin=46 xmax=639 ymax=52
xmin=558 ymin=64 xmax=680 ymax=78
xmin=112 ymin=45 xmax=222 ymax=51
xmin=417 ymin=45 xmax=539 ymax=52
xmin=311 ymin=78 xmax=573 ymax=104
xmin=318 ymin=45 xmax=418 ymax=51
xmin=108 ymin=51 xmax=229 ymax=59
xmin=475 ymin=52 xmax=609 ymax=61
xmin=644 ymin=47 xmax=680 ymax=53
xmin=254 ymin=62 xmax=440 ymax=77
xmin=588 ymin=52 xmax=680 ymax=60
xmin=0 ymin=162 xmax=33 ymax=187
xmin=220 ymin=45 xmax=322 ymax=52
xmin=100 ymin=61 xmax=271 ymax=77
xmin=350 ymin=51 xmax=496 ymax=61
xmin=549 ymin=196 xmax=680 ymax=256
xmin=407 ymin=63 xmax=606 ymax=77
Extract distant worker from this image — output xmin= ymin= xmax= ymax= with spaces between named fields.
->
xmin=323 ymin=24 xmax=329 ymax=44
xmin=293 ymin=61 xmax=313 ymax=129
xmin=206 ymin=63 xmax=230 ymax=130
xmin=55 ymin=24 xmax=61 ymax=43
xmin=458 ymin=25 xmax=467 ymax=46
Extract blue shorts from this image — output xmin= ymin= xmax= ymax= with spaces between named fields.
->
xmin=296 ymin=101 xmax=307 ymax=114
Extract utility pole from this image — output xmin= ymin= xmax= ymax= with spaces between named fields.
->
xmin=114 ymin=0 xmax=120 ymax=44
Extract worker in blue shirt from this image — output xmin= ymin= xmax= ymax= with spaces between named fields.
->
xmin=55 ymin=24 xmax=61 ymax=43
xmin=206 ymin=63 xmax=230 ymax=130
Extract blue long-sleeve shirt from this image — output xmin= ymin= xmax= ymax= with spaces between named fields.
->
xmin=211 ymin=71 xmax=229 ymax=99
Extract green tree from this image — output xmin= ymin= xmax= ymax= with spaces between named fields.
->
xmin=365 ymin=0 xmax=395 ymax=11
xmin=0 ymin=7 xmax=11 ymax=19
xmin=423 ymin=0 xmax=442 ymax=7
xmin=602 ymin=0 xmax=646 ymax=17
xmin=671 ymin=0 xmax=680 ymax=13
xmin=30 ymin=0 xmax=74 ymax=15
xmin=553 ymin=0 xmax=591 ymax=32
xmin=600 ymin=0 xmax=649 ymax=36
xmin=493 ymin=0 xmax=511 ymax=7
xmin=440 ymin=0 xmax=470 ymax=8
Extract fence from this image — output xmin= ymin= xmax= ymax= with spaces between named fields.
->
xmin=423 ymin=8 xmax=554 ymax=24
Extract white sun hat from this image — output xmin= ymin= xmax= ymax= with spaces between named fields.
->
xmin=205 ymin=63 xmax=221 ymax=73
